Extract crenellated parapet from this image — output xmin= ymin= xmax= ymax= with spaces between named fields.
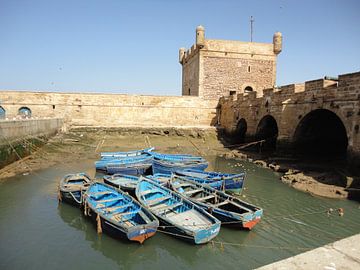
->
xmin=180 ymin=25 xmax=283 ymax=98
xmin=218 ymin=70 xmax=360 ymax=159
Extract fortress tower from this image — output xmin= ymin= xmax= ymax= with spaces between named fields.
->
xmin=179 ymin=26 xmax=282 ymax=98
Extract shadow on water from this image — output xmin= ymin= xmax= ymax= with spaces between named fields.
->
xmin=57 ymin=202 xmax=213 ymax=269
xmin=1 ymin=156 xmax=360 ymax=270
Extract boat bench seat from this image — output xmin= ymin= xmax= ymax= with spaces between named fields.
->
xmin=112 ymin=210 xmax=139 ymax=222
xmin=213 ymin=200 xmax=229 ymax=207
xmin=147 ymin=195 xmax=172 ymax=206
xmin=184 ymin=189 xmax=203 ymax=195
xmin=91 ymin=191 xmax=114 ymax=196
xmin=140 ymin=190 xmax=158 ymax=196
xmin=197 ymin=194 xmax=215 ymax=202
xmin=96 ymin=197 xmax=122 ymax=203
xmin=104 ymin=203 xmax=132 ymax=212
xmin=153 ymin=202 xmax=182 ymax=212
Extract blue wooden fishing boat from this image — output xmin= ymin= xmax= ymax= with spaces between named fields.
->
xmin=174 ymin=169 xmax=245 ymax=194
xmin=101 ymin=147 xmax=154 ymax=158
xmin=136 ymin=177 xmax=221 ymax=244
xmin=149 ymin=153 xmax=208 ymax=175
xmin=149 ymin=173 xmax=222 ymax=190
xmin=105 ymin=155 xmax=153 ymax=175
xmin=170 ymin=176 xmax=263 ymax=230
xmin=59 ymin=173 xmax=92 ymax=206
xmin=103 ymin=174 xmax=140 ymax=196
xmin=84 ymin=182 xmax=159 ymax=244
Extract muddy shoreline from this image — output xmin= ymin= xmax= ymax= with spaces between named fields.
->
xmin=1 ymin=129 xmax=359 ymax=201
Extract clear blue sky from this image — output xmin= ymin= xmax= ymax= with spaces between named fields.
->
xmin=0 ymin=0 xmax=359 ymax=95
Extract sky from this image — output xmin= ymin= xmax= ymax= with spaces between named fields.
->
xmin=0 ymin=0 xmax=359 ymax=95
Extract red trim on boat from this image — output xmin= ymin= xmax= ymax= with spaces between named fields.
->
xmin=243 ymin=218 xmax=261 ymax=230
xmin=130 ymin=231 xmax=156 ymax=244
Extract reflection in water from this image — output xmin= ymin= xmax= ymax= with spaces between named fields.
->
xmin=1 ymin=157 xmax=359 ymax=270
xmin=57 ymin=203 xmax=212 ymax=269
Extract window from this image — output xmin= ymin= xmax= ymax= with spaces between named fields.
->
xmin=188 ymin=88 xmax=191 ymax=95
xmin=0 ymin=106 xmax=5 ymax=119
xmin=229 ymin=91 xmax=236 ymax=96
xmin=18 ymin=107 xmax=31 ymax=118
xmin=244 ymin=86 xmax=253 ymax=92
xmin=248 ymin=66 xmax=251 ymax=72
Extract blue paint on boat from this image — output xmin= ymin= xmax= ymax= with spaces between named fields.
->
xmin=100 ymin=147 xmax=154 ymax=158
xmin=95 ymin=154 xmax=153 ymax=175
xmin=170 ymin=176 xmax=262 ymax=230
xmin=136 ymin=177 xmax=220 ymax=244
xmin=150 ymin=153 xmax=208 ymax=175
xmin=175 ymin=169 xmax=245 ymax=194
xmin=59 ymin=173 xmax=92 ymax=206
xmin=84 ymin=182 xmax=159 ymax=244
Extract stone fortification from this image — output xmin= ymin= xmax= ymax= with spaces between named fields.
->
xmin=179 ymin=26 xmax=282 ymax=99
xmin=0 ymin=92 xmax=218 ymax=128
xmin=218 ymin=71 xmax=360 ymax=158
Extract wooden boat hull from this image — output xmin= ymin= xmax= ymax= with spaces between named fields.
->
xmin=59 ymin=173 xmax=91 ymax=206
xmin=106 ymin=162 xmax=152 ymax=175
xmin=84 ymin=182 xmax=159 ymax=244
xmin=170 ymin=177 xmax=263 ymax=230
xmin=60 ymin=190 xmax=83 ymax=206
xmin=152 ymin=159 xmax=208 ymax=175
xmin=87 ymin=208 xmax=157 ymax=244
xmin=175 ymin=170 xmax=245 ymax=194
xmin=101 ymin=147 xmax=154 ymax=158
xmin=95 ymin=154 xmax=152 ymax=172
xmin=136 ymin=177 xmax=220 ymax=244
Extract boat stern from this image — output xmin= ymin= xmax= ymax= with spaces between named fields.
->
xmin=194 ymin=223 xmax=221 ymax=244
xmin=127 ymin=226 xmax=158 ymax=244
xmin=243 ymin=209 xmax=263 ymax=230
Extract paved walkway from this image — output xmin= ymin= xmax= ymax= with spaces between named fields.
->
xmin=257 ymin=234 xmax=360 ymax=270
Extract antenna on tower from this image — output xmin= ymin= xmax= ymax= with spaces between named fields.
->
xmin=250 ymin=16 xmax=254 ymax=42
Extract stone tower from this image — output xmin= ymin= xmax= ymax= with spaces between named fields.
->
xmin=179 ymin=26 xmax=282 ymax=98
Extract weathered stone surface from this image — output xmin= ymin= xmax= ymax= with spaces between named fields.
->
xmin=180 ymin=26 xmax=280 ymax=99
xmin=0 ymin=92 xmax=218 ymax=128
xmin=219 ymin=71 xmax=360 ymax=159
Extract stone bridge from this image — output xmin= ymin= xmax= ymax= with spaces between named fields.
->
xmin=218 ymin=71 xmax=360 ymax=164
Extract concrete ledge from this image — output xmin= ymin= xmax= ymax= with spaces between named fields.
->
xmin=257 ymin=234 xmax=360 ymax=270
xmin=0 ymin=118 xmax=63 ymax=142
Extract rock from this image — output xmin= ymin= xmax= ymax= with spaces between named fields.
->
xmin=268 ymin=163 xmax=281 ymax=172
xmin=224 ymin=152 xmax=235 ymax=159
xmin=254 ymin=160 xmax=267 ymax=168
xmin=175 ymin=129 xmax=185 ymax=137
xmin=232 ymin=150 xmax=248 ymax=160
xmin=188 ymin=130 xmax=198 ymax=138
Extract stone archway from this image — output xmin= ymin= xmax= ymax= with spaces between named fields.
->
xmin=293 ymin=109 xmax=348 ymax=157
xmin=234 ymin=118 xmax=247 ymax=143
xmin=256 ymin=115 xmax=278 ymax=150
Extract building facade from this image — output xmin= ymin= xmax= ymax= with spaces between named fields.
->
xmin=179 ymin=26 xmax=282 ymax=99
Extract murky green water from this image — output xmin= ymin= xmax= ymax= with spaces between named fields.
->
xmin=0 ymin=156 xmax=359 ymax=270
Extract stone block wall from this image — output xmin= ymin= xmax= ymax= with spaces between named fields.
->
xmin=0 ymin=91 xmax=219 ymax=128
xmin=219 ymin=71 xmax=360 ymax=155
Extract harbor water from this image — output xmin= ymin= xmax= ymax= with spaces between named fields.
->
xmin=1 ymin=156 xmax=359 ymax=270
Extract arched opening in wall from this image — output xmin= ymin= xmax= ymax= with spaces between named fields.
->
xmin=244 ymin=86 xmax=253 ymax=92
xmin=0 ymin=106 xmax=5 ymax=119
xmin=234 ymin=118 xmax=247 ymax=143
xmin=256 ymin=115 xmax=278 ymax=151
xmin=293 ymin=109 xmax=348 ymax=158
xmin=18 ymin=107 xmax=31 ymax=118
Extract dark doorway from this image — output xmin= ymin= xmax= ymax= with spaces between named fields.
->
xmin=293 ymin=109 xmax=348 ymax=157
xmin=256 ymin=115 xmax=278 ymax=151
xmin=234 ymin=118 xmax=247 ymax=143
